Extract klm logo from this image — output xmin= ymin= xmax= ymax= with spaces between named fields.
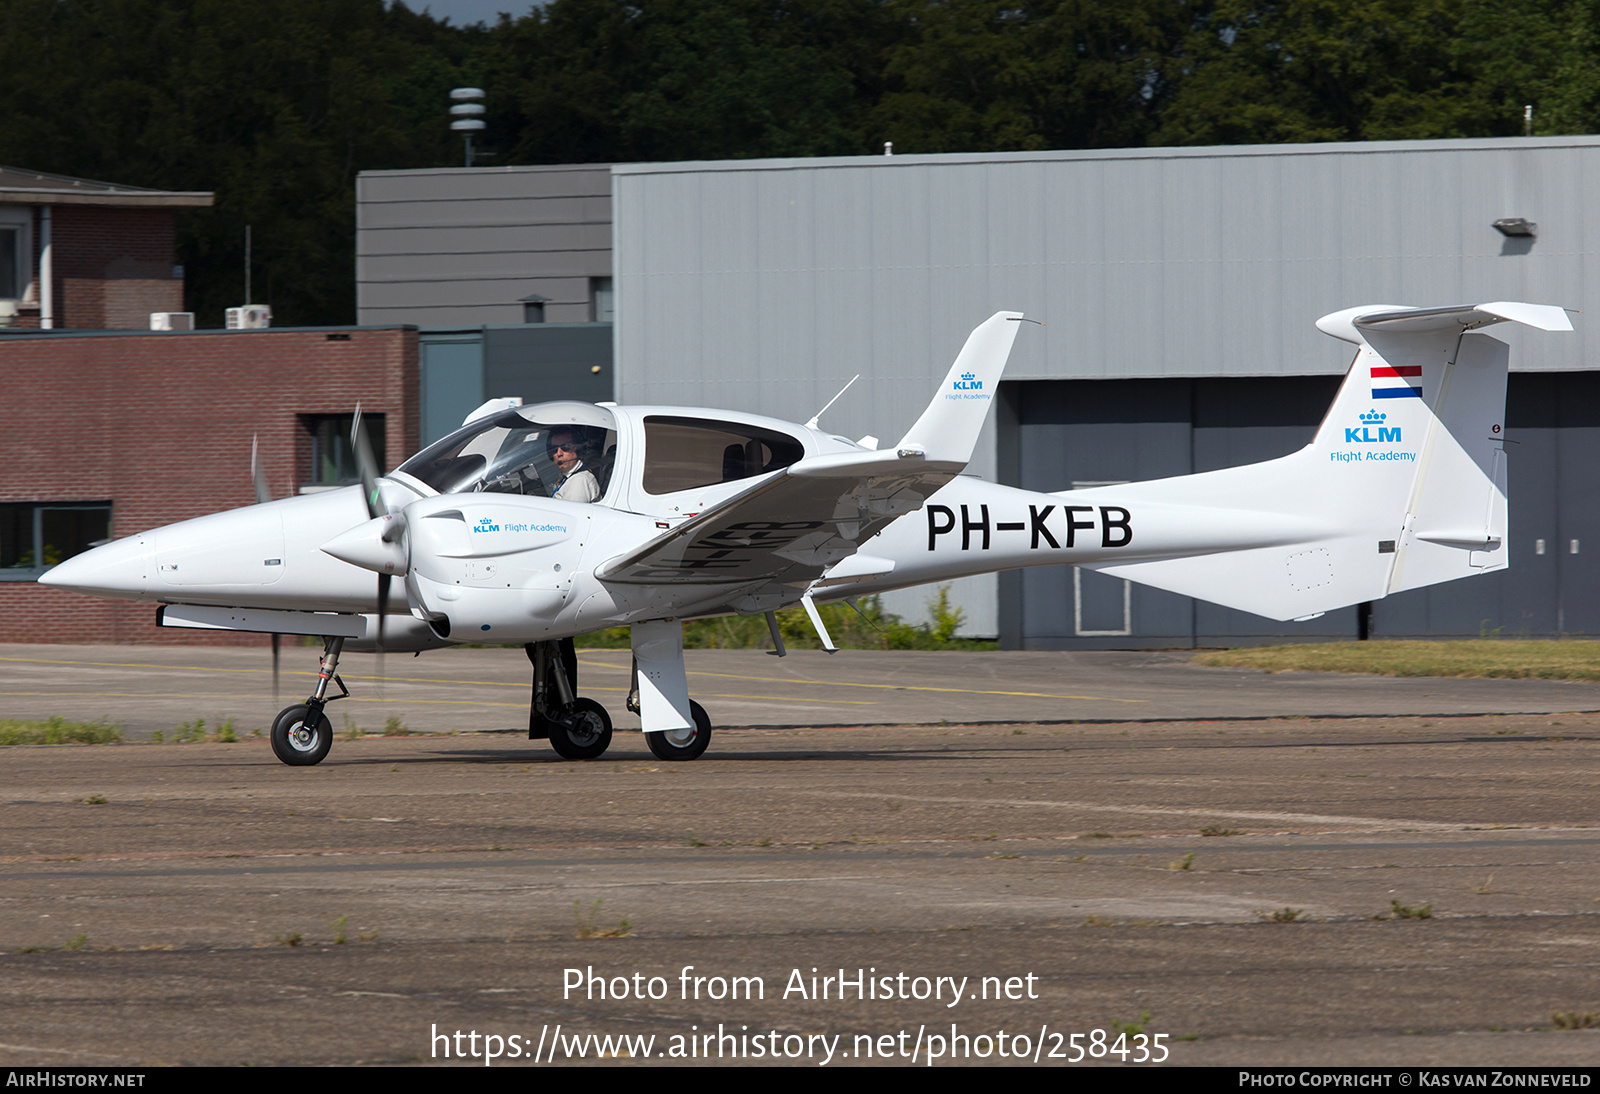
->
xmin=953 ymin=371 xmax=983 ymax=392
xmin=1346 ymin=409 xmax=1401 ymax=444
xmin=472 ymin=517 xmax=500 ymax=533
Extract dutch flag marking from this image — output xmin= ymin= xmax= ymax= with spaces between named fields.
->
xmin=1371 ymin=364 xmax=1423 ymax=400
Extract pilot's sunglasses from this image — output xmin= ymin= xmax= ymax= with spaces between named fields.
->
xmin=552 ymin=442 xmax=577 ymax=452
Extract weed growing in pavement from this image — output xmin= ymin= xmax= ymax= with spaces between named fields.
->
xmin=1382 ymin=900 xmax=1433 ymax=920
xmin=1169 ymin=852 xmax=1196 ymax=871
xmin=1112 ymin=1010 xmax=1152 ymax=1037
xmin=1258 ymin=907 xmax=1306 ymax=923
xmin=573 ymin=899 xmax=632 ymax=939
xmin=1551 ymin=1011 xmax=1599 ymax=1030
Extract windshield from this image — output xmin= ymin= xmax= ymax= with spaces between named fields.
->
xmin=396 ymin=402 xmax=618 ymax=499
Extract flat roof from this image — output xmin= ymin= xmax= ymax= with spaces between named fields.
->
xmin=0 ymin=166 xmax=213 ymax=208
xmin=612 ymin=134 xmax=1600 ymax=176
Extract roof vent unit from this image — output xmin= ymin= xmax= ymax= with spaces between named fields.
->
xmin=150 ymin=311 xmax=194 ymax=331
xmin=226 ymin=305 xmax=271 ymax=330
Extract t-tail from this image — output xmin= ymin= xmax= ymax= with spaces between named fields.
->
xmin=1080 ymin=301 xmax=1571 ymax=620
xmin=832 ymin=302 xmax=1572 ymax=623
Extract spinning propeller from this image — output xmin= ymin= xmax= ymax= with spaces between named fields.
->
xmin=350 ymin=405 xmax=403 ymax=671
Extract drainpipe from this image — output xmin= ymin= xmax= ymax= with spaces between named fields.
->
xmin=38 ymin=204 xmax=53 ymax=329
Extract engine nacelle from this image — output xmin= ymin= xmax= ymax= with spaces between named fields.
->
xmin=404 ymin=494 xmax=591 ymax=642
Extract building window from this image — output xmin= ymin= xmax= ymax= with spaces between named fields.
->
xmin=0 ymin=227 xmax=17 ymax=299
xmin=591 ymin=277 xmax=614 ymax=323
xmin=303 ymin=414 xmax=385 ymax=490
xmin=1 ymin=502 xmax=112 ymax=580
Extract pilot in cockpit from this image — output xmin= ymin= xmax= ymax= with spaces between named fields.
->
xmin=548 ymin=427 xmax=600 ymax=503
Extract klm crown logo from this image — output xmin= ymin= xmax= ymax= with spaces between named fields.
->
xmin=1346 ymin=409 xmax=1401 ymax=444
xmin=953 ymin=371 xmax=983 ymax=392
xmin=473 ymin=517 xmax=500 ymax=533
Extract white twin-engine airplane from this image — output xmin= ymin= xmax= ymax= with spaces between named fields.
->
xmin=41 ymin=302 xmax=1572 ymax=767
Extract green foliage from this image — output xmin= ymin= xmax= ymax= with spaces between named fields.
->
xmin=576 ymin=589 xmax=995 ymax=651
xmin=11 ymin=0 xmax=1600 ymax=332
xmin=0 ymin=717 xmax=122 ymax=746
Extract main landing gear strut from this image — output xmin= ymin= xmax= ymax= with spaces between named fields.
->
xmin=526 ymin=638 xmax=613 ymax=760
xmin=270 ymin=636 xmax=349 ymax=766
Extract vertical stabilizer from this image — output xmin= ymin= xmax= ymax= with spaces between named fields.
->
xmin=1082 ymin=303 xmax=1558 ymax=619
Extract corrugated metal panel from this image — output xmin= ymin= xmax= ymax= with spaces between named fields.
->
xmin=357 ymin=165 xmax=612 ymax=326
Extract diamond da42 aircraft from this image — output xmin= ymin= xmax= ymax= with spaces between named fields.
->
xmin=40 ymin=302 xmax=1571 ymax=766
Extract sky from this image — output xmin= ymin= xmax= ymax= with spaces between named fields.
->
xmin=398 ymin=0 xmax=541 ymax=27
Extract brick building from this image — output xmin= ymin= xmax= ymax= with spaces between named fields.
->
xmin=0 ymin=166 xmax=212 ymax=330
xmin=1 ymin=327 xmax=419 ymax=643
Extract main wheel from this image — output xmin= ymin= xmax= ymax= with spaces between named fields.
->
xmin=646 ymin=700 xmax=711 ymax=761
xmin=548 ymin=697 xmax=613 ymax=760
xmin=270 ymin=704 xmax=332 ymax=767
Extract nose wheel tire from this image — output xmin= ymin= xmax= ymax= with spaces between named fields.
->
xmin=646 ymin=700 xmax=711 ymax=761
xmin=548 ymin=697 xmax=613 ymax=760
xmin=270 ymin=705 xmax=332 ymax=766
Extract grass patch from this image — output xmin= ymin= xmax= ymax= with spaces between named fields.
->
xmin=575 ymin=589 xmax=997 ymax=651
xmin=1168 ymin=851 xmax=1196 ymax=871
xmin=0 ymin=716 xmax=120 ymax=746
xmin=1193 ymin=639 xmax=1600 ymax=681
xmin=1258 ymin=907 xmax=1307 ymax=923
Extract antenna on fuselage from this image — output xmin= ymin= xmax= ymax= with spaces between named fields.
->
xmin=805 ymin=375 xmax=859 ymax=430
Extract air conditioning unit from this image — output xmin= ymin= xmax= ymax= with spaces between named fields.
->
xmin=226 ymin=305 xmax=271 ymax=330
xmin=150 ymin=312 xmax=195 ymax=331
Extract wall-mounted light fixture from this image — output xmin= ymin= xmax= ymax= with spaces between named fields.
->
xmin=1493 ymin=217 xmax=1536 ymax=237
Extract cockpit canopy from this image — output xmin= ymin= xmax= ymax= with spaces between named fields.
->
xmin=397 ymin=402 xmax=618 ymax=499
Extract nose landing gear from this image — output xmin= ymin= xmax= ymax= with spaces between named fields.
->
xmin=270 ymin=636 xmax=348 ymax=766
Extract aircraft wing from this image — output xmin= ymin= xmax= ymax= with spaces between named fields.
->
xmin=596 ymin=451 xmax=956 ymax=585
xmin=599 ymin=310 xmax=1026 ymax=586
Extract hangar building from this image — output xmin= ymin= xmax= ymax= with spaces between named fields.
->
xmin=358 ymin=136 xmax=1600 ymax=649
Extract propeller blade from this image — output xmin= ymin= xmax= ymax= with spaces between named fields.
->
xmin=250 ymin=434 xmax=271 ymax=505
xmin=375 ymin=571 xmax=390 ymax=689
xmin=351 ymin=404 xmax=386 ymax=519
xmin=271 ymin=631 xmax=280 ymax=704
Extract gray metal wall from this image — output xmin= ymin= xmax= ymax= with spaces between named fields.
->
xmin=998 ymin=373 xmax=1600 ymax=648
xmin=418 ymin=323 xmax=613 ymax=447
xmin=359 ymin=165 xmax=611 ymax=326
xmin=613 ymin=137 xmax=1600 ymax=635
